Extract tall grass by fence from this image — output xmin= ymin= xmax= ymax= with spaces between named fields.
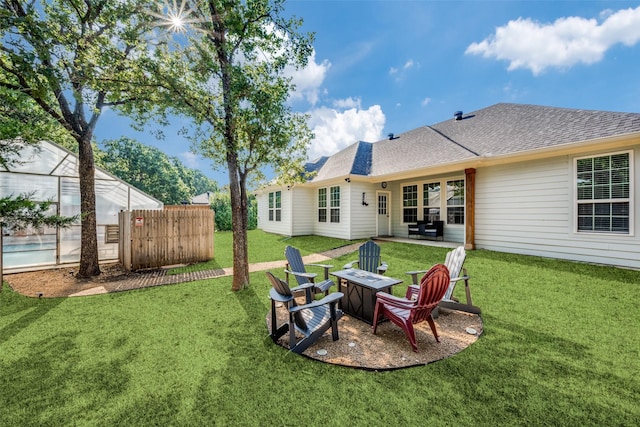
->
xmin=119 ymin=208 xmax=214 ymax=271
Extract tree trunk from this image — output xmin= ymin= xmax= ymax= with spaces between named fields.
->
xmin=77 ymin=134 xmax=101 ymax=278
xmin=229 ymin=162 xmax=249 ymax=291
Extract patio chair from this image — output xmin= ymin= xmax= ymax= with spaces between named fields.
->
xmin=343 ymin=240 xmax=388 ymax=275
xmin=266 ymin=271 xmax=343 ymax=354
xmin=372 ymin=264 xmax=450 ymax=352
xmin=284 ymin=245 xmax=335 ymax=297
xmin=406 ymin=246 xmax=481 ymax=316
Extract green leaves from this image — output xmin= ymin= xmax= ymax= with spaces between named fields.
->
xmin=98 ymin=137 xmax=219 ymax=205
xmin=0 ymin=193 xmax=77 ymax=230
xmin=137 ymin=0 xmax=314 ymax=188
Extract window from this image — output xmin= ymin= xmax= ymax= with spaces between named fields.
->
xmin=105 ymin=225 xmax=119 ymax=244
xmin=330 ymin=186 xmax=340 ymax=223
xmin=446 ymin=179 xmax=464 ymax=225
xmin=318 ymin=188 xmax=327 ymax=222
xmin=378 ymin=194 xmax=387 ymax=216
xmin=423 ymin=182 xmax=441 ymax=222
xmin=402 ymin=184 xmax=418 ymax=223
xmin=268 ymin=191 xmax=281 ymax=222
xmin=576 ymin=152 xmax=630 ymax=233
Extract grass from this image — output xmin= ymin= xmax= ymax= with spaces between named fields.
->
xmin=167 ymin=230 xmax=360 ymax=274
xmin=1 ymin=231 xmax=639 ymax=426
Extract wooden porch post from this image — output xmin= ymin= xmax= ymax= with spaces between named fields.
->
xmin=465 ymin=168 xmax=476 ymax=250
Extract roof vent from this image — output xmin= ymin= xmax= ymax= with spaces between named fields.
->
xmin=388 ymin=133 xmax=395 ymax=140
xmin=454 ymin=111 xmax=463 ymax=121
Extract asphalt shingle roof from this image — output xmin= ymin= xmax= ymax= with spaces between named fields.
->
xmin=432 ymin=103 xmax=640 ymax=157
xmin=308 ymin=103 xmax=640 ymax=181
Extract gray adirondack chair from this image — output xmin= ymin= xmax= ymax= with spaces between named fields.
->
xmin=266 ymin=271 xmax=343 ymax=354
xmin=284 ymin=245 xmax=334 ymax=296
xmin=406 ymin=246 xmax=481 ymax=316
xmin=343 ymin=240 xmax=388 ymax=275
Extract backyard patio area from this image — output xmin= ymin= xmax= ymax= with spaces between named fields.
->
xmin=1 ymin=230 xmax=639 ymax=426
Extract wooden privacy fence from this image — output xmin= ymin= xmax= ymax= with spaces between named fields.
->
xmin=119 ymin=208 xmax=215 ymax=271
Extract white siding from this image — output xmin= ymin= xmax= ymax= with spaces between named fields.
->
xmin=347 ymin=182 xmax=377 ymax=239
xmin=291 ymin=188 xmax=314 ymax=236
xmin=256 ymin=188 xmax=290 ymax=236
xmin=475 ymin=150 xmax=640 ymax=269
xmin=313 ymin=183 xmax=351 ymax=239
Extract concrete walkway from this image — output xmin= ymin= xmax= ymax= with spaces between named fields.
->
xmin=69 ymin=242 xmax=364 ymax=297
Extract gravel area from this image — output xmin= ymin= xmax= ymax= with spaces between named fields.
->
xmin=268 ymin=304 xmax=483 ymax=370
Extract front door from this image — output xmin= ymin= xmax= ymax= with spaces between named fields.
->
xmin=377 ymin=191 xmax=390 ymax=236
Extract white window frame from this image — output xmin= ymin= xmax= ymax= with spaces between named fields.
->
xmin=446 ymin=179 xmax=465 ymax=225
xmin=574 ymin=150 xmax=633 ymax=235
xmin=423 ymin=182 xmax=441 ymax=222
xmin=318 ymin=188 xmax=327 ymax=223
xmin=402 ymin=184 xmax=418 ymax=223
xmin=330 ymin=186 xmax=340 ymax=223
xmin=268 ymin=191 xmax=281 ymax=222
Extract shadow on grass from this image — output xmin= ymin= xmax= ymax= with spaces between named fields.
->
xmin=0 ymin=291 xmax=65 ymax=345
xmin=2 ymin=332 xmax=134 ymax=426
xmin=436 ymin=313 xmax=639 ymax=425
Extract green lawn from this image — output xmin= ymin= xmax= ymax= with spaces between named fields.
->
xmin=1 ymin=231 xmax=639 ymax=426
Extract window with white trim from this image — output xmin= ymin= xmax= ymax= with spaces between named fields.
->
xmin=446 ymin=179 xmax=464 ymax=225
xmin=318 ymin=188 xmax=327 ymax=222
xmin=402 ymin=184 xmax=418 ymax=223
xmin=330 ymin=186 xmax=340 ymax=223
xmin=423 ymin=182 xmax=441 ymax=222
xmin=576 ymin=152 xmax=630 ymax=233
xmin=268 ymin=191 xmax=281 ymax=222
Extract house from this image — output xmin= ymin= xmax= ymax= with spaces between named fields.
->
xmin=255 ymin=103 xmax=640 ymax=269
xmin=191 ymin=191 xmax=214 ymax=205
xmin=1 ymin=140 xmax=163 ymax=271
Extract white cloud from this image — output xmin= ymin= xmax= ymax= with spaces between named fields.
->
xmin=306 ymin=104 xmax=385 ymax=159
xmin=180 ymin=151 xmax=199 ymax=169
xmin=421 ymin=97 xmax=432 ymax=107
xmin=390 ymin=58 xmax=418 ymax=81
xmin=286 ymin=50 xmax=331 ymax=105
xmin=332 ymin=97 xmax=361 ymax=109
xmin=466 ymin=6 xmax=640 ymax=75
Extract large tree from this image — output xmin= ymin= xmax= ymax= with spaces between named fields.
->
xmin=0 ymin=88 xmax=74 ymax=146
xmin=98 ymin=137 xmax=219 ymax=205
xmin=139 ymin=0 xmax=314 ymax=290
xmin=0 ymin=0 xmax=155 ymax=277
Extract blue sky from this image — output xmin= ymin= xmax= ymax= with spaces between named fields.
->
xmin=95 ymin=0 xmax=640 ymax=187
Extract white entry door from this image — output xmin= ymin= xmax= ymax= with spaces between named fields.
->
xmin=377 ymin=192 xmax=390 ymax=236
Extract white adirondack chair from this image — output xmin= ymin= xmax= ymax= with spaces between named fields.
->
xmin=406 ymin=246 xmax=481 ymax=316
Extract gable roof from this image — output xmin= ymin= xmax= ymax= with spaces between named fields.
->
xmin=312 ymin=141 xmax=373 ymax=181
xmin=308 ymin=103 xmax=640 ymax=182
xmin=1 ymin=140 xmax=163 ymax=208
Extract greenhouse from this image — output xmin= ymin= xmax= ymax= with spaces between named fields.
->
xmin=1 ymin=140 xmax=163 ymax=272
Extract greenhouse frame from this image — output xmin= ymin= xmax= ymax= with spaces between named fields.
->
xmin=1 ymin=140 xmax=163 ymax=272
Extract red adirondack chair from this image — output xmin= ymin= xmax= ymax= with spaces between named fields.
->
xmin=372 ymin=264 xmax=450 ymax=352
